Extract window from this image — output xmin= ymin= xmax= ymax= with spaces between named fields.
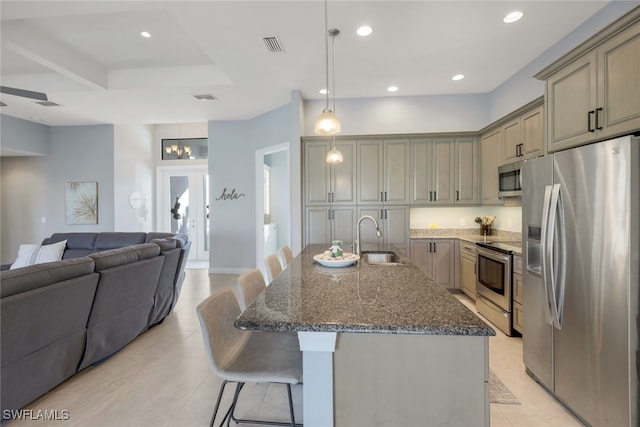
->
xmin=162 ymin=138 xmax=208 ymax=160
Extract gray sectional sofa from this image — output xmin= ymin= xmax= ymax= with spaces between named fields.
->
xmin=0 ymin=232 xmax=191 ymax=417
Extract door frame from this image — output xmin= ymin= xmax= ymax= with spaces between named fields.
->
xmin=156 ymin=164 xmax=209 ymax=261
xmin=255 ymin=143 xmax=290 ymax=278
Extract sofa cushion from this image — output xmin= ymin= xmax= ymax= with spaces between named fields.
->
xmin=10 ymin=240 xmax=67 ymax=270
xmin=43 ymin=233 xmax=98 ymax=249
xmin=1 ymin=258 xmax=96 ymax=298
xmin=151 ymin=238 xmax=178 ymax=252
xmin=93 ymin=232 xmax=146 ymax=250
xmin=88 ymin=243 xmax=160 ymax=271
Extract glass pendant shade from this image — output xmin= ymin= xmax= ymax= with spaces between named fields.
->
xmin=326 ymin=146 xmax=343 ymax=163
xmin=314 ymin=109 xmax=341 ymax=136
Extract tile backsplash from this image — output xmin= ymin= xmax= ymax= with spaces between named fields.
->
xmin=410 ymin=206 xmax=522 ymax=233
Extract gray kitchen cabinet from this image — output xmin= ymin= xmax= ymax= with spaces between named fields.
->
xmin=501 ymin=105 xmax=544 ymax=165
xmin=480 ymin=128 xmax=503 ymax=205
xmin=410 ymin=239 xmax=456 ymax=289
xmin=454 ymin=137 xmax=479 ymax=204
xmin=304 ymin=139 xmax=357 ymax=206
xmin=411 ymin=138 xmax=455 ymax=205
xmin=305 ymin=206 xmax=356 ymax=246
xmin=357 ymin=206 xmax=409 ymax=253
xmin=538 ymin=12 xmax=640 ymax=152
xmin=358 ymin=139 xmax=411 ymax=205
xmin=459 ymin=241 xmax=477 ymax=301
xmin=512 ymin=254 xmax=523 ymax=334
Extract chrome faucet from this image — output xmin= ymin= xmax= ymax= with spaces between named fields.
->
xmin=354 ymin=215 xmax=382 ymax=256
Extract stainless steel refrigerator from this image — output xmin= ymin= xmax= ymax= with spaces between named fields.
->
xmin=522 ymin=134 xmax=639 ymax=426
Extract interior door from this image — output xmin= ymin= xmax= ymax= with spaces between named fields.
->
xmin=157 ymin=165 xmax=209 ymax=262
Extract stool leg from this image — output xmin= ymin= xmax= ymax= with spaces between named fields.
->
xmin=227 ymin=382 xmax=245 ymax=427
xmin=286 ymin=384 xmax=296 ymax=427
xmin=211 ymin=380 xmax=233 ymax=427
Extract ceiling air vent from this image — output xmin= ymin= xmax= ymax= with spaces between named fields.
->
xmin=193 ymin=94 xmax=217 ymax=101
xmin=263 ymin=36 xmax=285 ymax=53
xmin=36 ymin=101 xmax=61 ymax=107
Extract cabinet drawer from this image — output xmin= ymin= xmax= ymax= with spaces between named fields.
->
xmin=513 ymin=302 xmax=524 ymax=334
xmin=460 ymin=242 xmax=477 ymax=256
xmin=513 ymin=272 xmax=523 ymax=304
xmin=513 ymin=254 xmax=522 ymax=275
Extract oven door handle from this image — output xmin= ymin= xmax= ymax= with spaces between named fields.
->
xmin=476 ymin=247 xmax=510 ymax=263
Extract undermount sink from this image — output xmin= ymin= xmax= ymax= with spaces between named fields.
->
xmin=362 ymin=251 xmax=403 ymax=266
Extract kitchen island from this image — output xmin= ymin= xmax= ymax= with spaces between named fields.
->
xmin=236 ymin=244 xmax=495 ymax=427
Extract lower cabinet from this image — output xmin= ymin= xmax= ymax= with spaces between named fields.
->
xmin=410 ymin=239 xmax=455 ymax=289
xmin=512 ymin=254 xmax=523 ymax=334
xmin=459 ymin=241 xmax=477 ymax=300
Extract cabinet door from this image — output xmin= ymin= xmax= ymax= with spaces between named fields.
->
xmin=411 ymin=139 xmax=432 ymax=204
xmin=522 ymin=106 xmax=544 ymax=159
xmin=546 ymin=52 xmax=597 ymax=153
xmin=502 ymin=119 xmax=521 ymax=164
xmin=597 ymin=21 xmax=640 ymax=140
xmin=460 ymin=252 xmax=477 ymax=301
xmin=304 ymin=141 xmax=331 ymax=205
xmin=431 ymin=138 xmax=455 ymax=204
xmin=384 ymin=140 xmax=411 ymax=204
xmin=431 ymin=239 xmax=455 ymax=289
xmin=384 ymin=206 xmax=409 ymax=248
xmin=454 ymin=137 xmax=478 ymax=205
xmin=332 ymin=140 xmax=357 ymax=205
xmin=332 ymin=207 xmax=356 ymax=245
xmin=410 ymin=240 xmax=431 ymax=276
xmin=480 ymin=129 xmax=503 ymax=205
xmin=357 ymin=140 xmax=384 ymax=204
xmin=305 ymin=207 xmax=330 ymax=245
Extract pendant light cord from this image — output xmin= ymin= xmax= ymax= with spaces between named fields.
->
xmin=324 ymin=0 xmax=330 ymax=112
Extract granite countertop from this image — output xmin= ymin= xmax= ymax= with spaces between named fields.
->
xmin=235 ymin=244 xmax=495 ymax=337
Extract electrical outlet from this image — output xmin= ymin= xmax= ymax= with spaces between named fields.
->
xmin=41 ymin=217 xmax=46 ymax=224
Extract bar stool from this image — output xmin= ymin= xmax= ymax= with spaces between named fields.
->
xmin=279 ymin=246 xmax=294 ymax=267
xmin=264 ymin=254 xmax=282 ymax=283
xmin=196 ymin=288 xmax=302 ymax=427
xmin=237 ymin=268 xmax=266 ymax=310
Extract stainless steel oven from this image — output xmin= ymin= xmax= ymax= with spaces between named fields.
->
xmin=476 ymin=243 xmax=518 ymax=336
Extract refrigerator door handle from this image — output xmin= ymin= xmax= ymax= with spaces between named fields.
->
xmin=540 ymin=184 xmax=554 ymax=325
xmin=547 ymin=183 xmax=564 ymax=330
xmin=552 ymin=184 xmax=567 ymax=329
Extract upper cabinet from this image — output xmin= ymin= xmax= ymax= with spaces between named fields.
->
xmin=305 ymin=139 xmax=357 ymax=206
xmin=357 ymin=139 xmax=411 ymax=205
xmin=501 ymin=105 xmax=544 ymax=165
xmin=480 ymin=128 xmax=503 ymax=205
xmin=411 ymin=138 xmax=455 ymax=205
xmin=537 ymin=10 xmax=640 ymax=152
xmin=454 ymin=137 xmax=479 ymax=204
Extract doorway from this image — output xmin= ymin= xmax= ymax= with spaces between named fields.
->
xmin=255 ymin=143 xmax=290 ymax=278
xmin=156 ymin=165 xmax=210 ymax=263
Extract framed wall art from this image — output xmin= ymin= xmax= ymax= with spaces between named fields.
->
xmin=65 ymin=182 xmax=98 ymax=225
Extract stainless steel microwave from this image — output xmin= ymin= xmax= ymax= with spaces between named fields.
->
xmin=498 ymin=161 xmax=522 ymax=198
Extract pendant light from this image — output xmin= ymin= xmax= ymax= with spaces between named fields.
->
xmin=315 ymin=0 xmax=342 ymax=142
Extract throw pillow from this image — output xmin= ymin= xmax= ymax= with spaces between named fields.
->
xmin=10 ymin=240 xmax=67 ymax=269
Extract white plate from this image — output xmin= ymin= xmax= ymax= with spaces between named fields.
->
xmin=313 ymin=253 xmax=360 ymax=268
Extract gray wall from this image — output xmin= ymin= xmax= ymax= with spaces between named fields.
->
xmin=209 ymin=104 xmax=293 ymax=273
xmin=0 ymin=114 xmax=50 ymax=156
xmin=265 ymin=150 xmax=290 ymax=250
xmin=1 ymin=124 xmax=114 ymax=263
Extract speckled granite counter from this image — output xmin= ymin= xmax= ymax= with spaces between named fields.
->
xmin=235 ymin=243 xmax=494 ymax=336
xmin=410 ymin=227 xmax=522 ymax=244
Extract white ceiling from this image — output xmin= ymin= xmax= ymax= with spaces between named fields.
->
xmin=0 ymin=1 xmax=612 ymax=127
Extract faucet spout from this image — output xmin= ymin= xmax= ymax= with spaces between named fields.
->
xmin=354 ymin=215 xmax=383 ymax=256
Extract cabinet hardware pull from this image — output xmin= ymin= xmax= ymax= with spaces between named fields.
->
xmin=588 ymin=110 xmax=595 ymax=132
xmin=434 ymin=191 xmax=437 ymax=201
xmin=380 ymin=192 xmax=384 ymax=202
xmin=433 ymin=242 xmax=437 ymax=252
xmin=456 ymin=190 xmax=460 ymax=201
xmin=380 ymin=209 xmax=384 ymax=219
xmin=429 ymin=242 xmax=432 ymax=253
xmin=384 ymin=191 xmax=388 ymax=202
xmin=429 ymin=191 xmax=433 ymax=202
xmin=516 ymin=144 xmax=520 ymax=157
xmin=328 ymin=192 xmax=331 ymax=202
xmin=595 ymin=107 xmax=603 ymax=130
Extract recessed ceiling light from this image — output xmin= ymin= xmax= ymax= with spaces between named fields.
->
xmin=387 ymin=86 xmax=399 ymax=93
xmin=140 ymin=31 xmax=151 ymax=38
xmin=357 ymin=26 xmax=373 ymax=37
xmin=319 ymin=89 xmax=329 ymax=95
xmin=452 ymin=74 xmax=465 ymax=81
xmin=503 ymin=11 xmax=524 ymax=23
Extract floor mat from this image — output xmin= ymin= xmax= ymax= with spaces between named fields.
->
xmin=490 ymin=369 xmax=521 ymax=404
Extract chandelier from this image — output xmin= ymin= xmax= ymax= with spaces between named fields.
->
xmin=164 ymin=140 xmax=192 ymax=159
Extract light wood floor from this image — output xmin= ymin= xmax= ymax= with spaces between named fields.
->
xmin=8 ymin=270 xmax=583 ymax=426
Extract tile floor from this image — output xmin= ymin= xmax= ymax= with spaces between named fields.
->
xmin=8 ymin=270 xmax=583 ymax=426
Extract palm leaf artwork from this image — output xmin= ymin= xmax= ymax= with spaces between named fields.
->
xmin=65 ymin=182 xmax=98 ymax=224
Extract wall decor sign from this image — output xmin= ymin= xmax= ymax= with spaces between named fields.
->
xmin=215 ymin=187 xmax=245 ymax=201
xmin=65 ymin=182 xmax=98 ymax=224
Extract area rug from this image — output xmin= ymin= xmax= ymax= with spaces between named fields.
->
xmin=489 ymin=369 xmax=521 ymax=404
